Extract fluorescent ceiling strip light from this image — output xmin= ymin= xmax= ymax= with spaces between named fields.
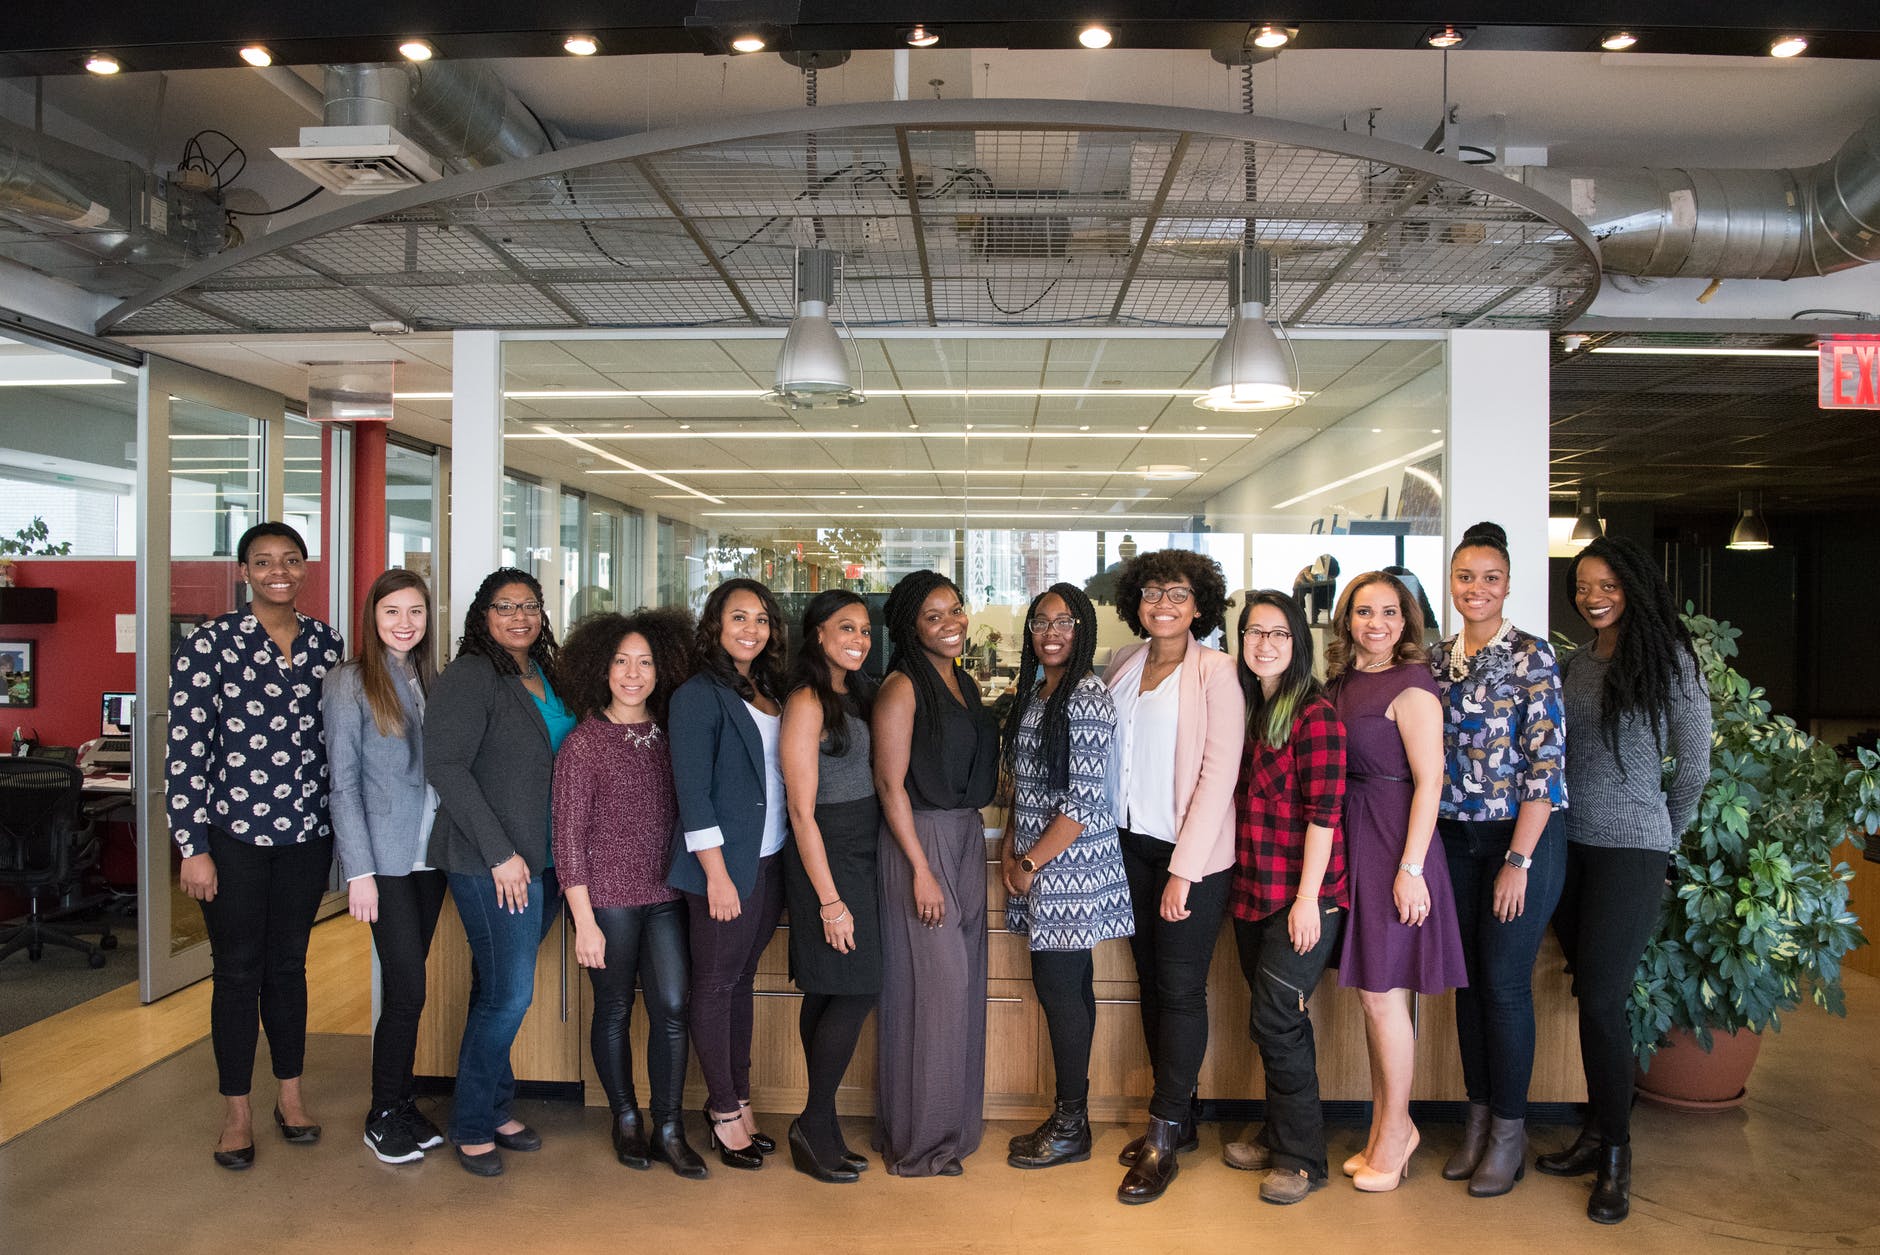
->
xmin=702 ymin=511 xmax=1194 ymax=522
xmin=1587 ymin=346 xmax=1818 ymax=358
xmin=533 ymin=424 xmax=722 ymax=505
xmin=169 ymin=433 xmax=263 ymax=440
xmin=653 ymin=493 xmax=1167 ymax=502
xmin=586 ymin=468 xmax=1171 ymax=477
xmin=507 ymin=430 xmax=1261 ymax=441
xmin=0 ymin=378 xmax=126 ymax=387
xmin=1272 ymin=440 xmax=1444 ymax=510
xmin=398 ymin=387 xmax=1255 ymax=402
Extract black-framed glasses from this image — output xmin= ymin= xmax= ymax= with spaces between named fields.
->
xmin=1242 ymin=627 xmax=1293 ymax=644
xmin=491 ymin=600 xmax=544 ymax=617
xmin=1139 ymin=586 xmax=1194 ymax=605
xmin=1028 ymin=616 xmax=1080 ymax=635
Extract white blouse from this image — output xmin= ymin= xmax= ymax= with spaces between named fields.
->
xmin=747 ymin=702 xmax=790 ymax=858
xmin=1111 ymin=653 xmax=1182 ymax=844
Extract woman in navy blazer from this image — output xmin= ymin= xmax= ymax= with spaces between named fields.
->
xmin=668 ymin=578 xmax=790 ymax=1170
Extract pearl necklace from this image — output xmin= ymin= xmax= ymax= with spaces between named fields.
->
xmin=1448 ymin=617 xmax=1514 ymax=682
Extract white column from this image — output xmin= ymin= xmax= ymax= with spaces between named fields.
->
xmin=1445 ymin=329 xmax=1550 ymax=635
xmin=640 ymin=510 xmax=661 ymax=610
xmin=450 ymin=330 xmax=504 ymax=634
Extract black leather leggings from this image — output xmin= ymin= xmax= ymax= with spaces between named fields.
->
xmin=586 ymin=899 xmax=691 ymax=1120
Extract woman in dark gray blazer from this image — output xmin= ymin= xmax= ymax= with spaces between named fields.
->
xmin=668 ymin=578 xmax=789 ymax=1171
xmin=324 ymin=569 xmax=444 ymax=1166
xmin=424 ymin=567 xmax=576 ymax=1177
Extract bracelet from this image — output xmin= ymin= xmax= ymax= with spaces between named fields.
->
xmin=818 ymin=900 xmax=847 ymax=922
xmin=820 ymin=907 xmax=851 ymax=925
xmin=819 ymin=896 xmax=841 ymax=907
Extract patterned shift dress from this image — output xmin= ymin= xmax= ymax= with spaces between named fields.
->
xmin=1006 ymin=673 xmax=1135 ymax=952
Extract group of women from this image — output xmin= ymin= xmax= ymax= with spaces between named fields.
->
xmin=168 ymin=517 xmax=1710 ymax=1226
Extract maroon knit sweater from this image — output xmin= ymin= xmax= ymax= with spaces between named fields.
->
xmin=551 ymin=716 xmax=682 ymax=908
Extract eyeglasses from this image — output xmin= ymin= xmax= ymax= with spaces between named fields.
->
xmin=491 ymin=600 xmax=544 ymax=617
xmin=1139 ymin=586 xmax=1194 ymax=605
xmin=1028 ymin=616 xmax=1080 ymax=635
xmin=1242 ymin=627 xmax=1293 ymax=644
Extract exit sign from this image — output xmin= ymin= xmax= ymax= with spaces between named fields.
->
xmin=1819 ymin=337 xmax=1880 ymax=409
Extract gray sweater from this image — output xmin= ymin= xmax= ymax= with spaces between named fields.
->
xmin=1561 ymin=647 xmax=1712 ymax=852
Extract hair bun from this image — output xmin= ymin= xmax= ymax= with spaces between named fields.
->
xmin=1462 ymin=521 xmax=1508 ymax=547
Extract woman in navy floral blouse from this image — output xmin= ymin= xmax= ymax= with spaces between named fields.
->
xmin=168 ymin=521 xmax=343 ymax=1170
xmin=1428 ymin=521 xmax=1567 ymax=1198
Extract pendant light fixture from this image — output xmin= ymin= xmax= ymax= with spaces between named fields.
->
xmin=764 ymin=248 xmax=865 ymax=410
xmin=1195 ymin=247 xmax=1302 ymax=412
xmin=1726 ymin=490 xmax=1773 ymax=550
xmin=1570 ymin=486 xmax=1603 ymax=544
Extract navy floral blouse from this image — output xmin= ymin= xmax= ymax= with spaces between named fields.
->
xmin=1429 ymin=627 xmax=1567 ymax=822
xmin=166 ymin=610 xmax=344 ymax=858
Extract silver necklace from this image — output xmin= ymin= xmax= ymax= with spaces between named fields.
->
xmin=609 ymin=712 xmax=660 ymax=748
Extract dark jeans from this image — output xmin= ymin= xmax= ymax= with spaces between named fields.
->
xmin=684 ymin=853 xmax=784 ymax=1114
xmin=1552 ymin=841 xmax=1669 ymax=1147
xmin=198 ymin=828 xmax=333 ymax=1097
xmin=587 ymin=899 xmax=690 ymax=1121
xmin=1232 ymin=903 xmax=1344 ymax=1180
xmin=1119 ymin=827 xmax=1232 ymax=1122
xmin=1030 ymin=948 xmax=1096 ymax=1103
xmin=367 ymin=869 xmax=448 ymax=1113
xmin=446 ymin=867 xmax=561 ymax=1146
xmin=1442 ymin=813 xmax=1566 ymax=1119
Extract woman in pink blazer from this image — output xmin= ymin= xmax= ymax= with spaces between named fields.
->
xmin=1104 ymin=548 xmax=1247 ymax=1204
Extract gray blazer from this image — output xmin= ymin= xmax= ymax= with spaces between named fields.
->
xmin=322 ymin=662 xmax=431 ymax=879
xmin=423 ymin=653 xmax=557 ymax=877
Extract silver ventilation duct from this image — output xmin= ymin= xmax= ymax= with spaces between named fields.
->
xmin=323 ymin=62 xmax=553 ymax=171
xmin=1516 ymin=111 xmax=1880 ymax=279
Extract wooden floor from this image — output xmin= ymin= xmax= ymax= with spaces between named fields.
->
xmin=0 ymin=914 xmax=371 ymax=1144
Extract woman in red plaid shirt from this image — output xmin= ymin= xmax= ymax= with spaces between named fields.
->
xmin=1219 ymin=590 xmax=1348 ymax=1205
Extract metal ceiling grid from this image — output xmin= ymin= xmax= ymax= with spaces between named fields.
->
xmin=99 ymin=100 xmax=1600 ymax=338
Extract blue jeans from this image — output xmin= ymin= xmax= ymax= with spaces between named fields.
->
xmin=1441 ymin=813 xmax=1565 ymax=1119
xmin=446 ymin=868 xmax=561 ymax=1146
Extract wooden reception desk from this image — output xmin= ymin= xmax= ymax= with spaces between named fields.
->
xmin=416 ymin=835 xmax=1586 ymax=1120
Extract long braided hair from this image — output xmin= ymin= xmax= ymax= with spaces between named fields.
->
xmin=1236 ymin=589 xmax=1322 ymax=750
xmin=1567 ymin=535 xmax=1697 ymax=763
xmin=883 ymin=570 xmax=975 ymax=762
xmin=694 ymin=578 xmax=787 ymax=704
xmin=1001 ymin=583 xmax=1099 ymax=793
xmin=788 ymin=589 xmax=875 ymax=756
xmin=456 ymin=567 xmax=562 ymax=692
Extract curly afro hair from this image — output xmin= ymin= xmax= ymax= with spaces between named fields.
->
xmin=559 ymin=606 xmax=696 ymax=727
xmin=1114 ymin=548 xmax=1231 ymax=639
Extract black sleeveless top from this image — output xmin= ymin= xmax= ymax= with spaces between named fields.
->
xmin=905 ymin=665 xmax=999 ymax=812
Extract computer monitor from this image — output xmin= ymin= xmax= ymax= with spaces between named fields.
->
xmin=101 ymin=692 xmax=135 ymax=737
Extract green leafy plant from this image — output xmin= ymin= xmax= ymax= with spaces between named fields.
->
xmin=1622 ymin=609 xmax=1875 ymax=1066
xmin=0 ymin=516 xmax=72 ymax=556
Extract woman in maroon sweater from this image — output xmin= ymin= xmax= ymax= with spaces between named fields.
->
xmin=553 ymin=608 xmax=706 ymax=1178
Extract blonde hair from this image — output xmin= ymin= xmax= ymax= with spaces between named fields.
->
xmin=1324 ymin=571 xmax=1430 ymax=679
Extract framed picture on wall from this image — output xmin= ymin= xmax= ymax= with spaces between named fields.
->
xmin=0 ymin=640 xmax=35 ymax=707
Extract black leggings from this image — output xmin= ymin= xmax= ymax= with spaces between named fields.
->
xmin=1029 ymin=949 xmax=1096 ymax=1103
xmin=1552 ymin=841 xmax=1669 ymax=1146
xmin=367 ymin=869 xmax=447 ymax=1112
xmin=586 ymin=899 xmax=691 ymax=1121
xmin=198 ymin=828 xmax=333 ymax=1097
xmin=798 ymin=992 xmax=874 ymax=1155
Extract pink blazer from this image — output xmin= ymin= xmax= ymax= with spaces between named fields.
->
xmin=1104 ymin=637 xmax=1248 ymax=883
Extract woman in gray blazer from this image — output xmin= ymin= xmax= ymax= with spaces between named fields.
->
xmin=323 ymin=568 xmax=444 ymax=1166
xmin=424 ymin=567 xmax=576 ymax=1177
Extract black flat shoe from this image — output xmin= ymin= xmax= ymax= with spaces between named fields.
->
xmin=650 ymin=1118 xmax=710 ymax=1180
xmin=1587 ymin=1144 xmax=1631 ymax=1225
xmin=1535 ymin=1127 xmax=1601 ymax=1177
xmin=213 ymin=1144 xmax=256 ymax=1170
xmin=612 ymin=1108 xmax=651 ymax=1170
xmin=274 ymin=1107 xmax=321 ymax=1145
xmin=937 ymin=1160 xmax=964 ymax=1177
xmin=456 ymin=1145 xmax=505 ymax=1177
xmin=494 ymin=1124 xmax=542 ymax=1152
xmin=706 ymin=1108 xmax=763 ymax=1171
xmin=788 ymin=1120 xmax=859 ymax=1184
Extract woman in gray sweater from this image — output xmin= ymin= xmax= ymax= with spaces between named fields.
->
xmin=1541 ymin=536 xmax=1710 ymax=1225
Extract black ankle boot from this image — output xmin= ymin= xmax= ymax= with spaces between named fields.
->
xmin=1116 ymin=1116 xmax=1182 ymax=1204
xmin=649 ymin=1117 xmax=708 ymax=1180
xmin=1009 ymin=1098 xmax=1092 ymax=1169
xmin=1535 ymin=1125 xmax=1601 ymax=1177
xmin=1116 ymin=1108 xmax=1198 ymax=1165
xmin=612 ymin=1107 xmax=651 ymax=1170
xmin=1588 ymin=1143 xmax=1631 ymax=1224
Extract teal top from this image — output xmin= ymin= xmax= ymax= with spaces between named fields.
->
xmin=532 ymin=682 xmax=577 ymax=866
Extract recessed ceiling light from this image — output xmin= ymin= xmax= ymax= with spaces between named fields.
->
xmin=238 ymin=45 xmax=273 ymax=67
xmin=398 ymin=39 xmax=435 ymax=62
xmin=904 ymin=24 xmax=941 ymax=48
xmin=1252 ymin=25 xmax=1292 ymax=50
xmin=730 ymin=33 xmax=768 ymax=53
xmin=1599 ymin=31 xmax=1638 ymax=51
xmin=84 ymin=52 xmax=121 ymax=75
xmin=1769 ymin=34 xmax=1808 ymax=58
xmin=1079 ymin=25 xmax=1113 ymax=50
xmin=563 ymin=34 xmax=600 ymax=56
xmin=1426 ymin=26 xmax=1466 ymax=49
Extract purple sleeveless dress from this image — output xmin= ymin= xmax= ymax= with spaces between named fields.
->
xmin=1329 ymin=665 xmax=1468 ymax=995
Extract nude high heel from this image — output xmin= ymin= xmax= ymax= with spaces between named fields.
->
xmin=1342 ymin=1151 xmax=1368 ymax=1177
xmin=1352 ymin=1127 xmax=1419 ymax=1193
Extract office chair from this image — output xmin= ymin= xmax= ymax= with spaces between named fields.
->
xmin=0 ymin=757 xmax=116 ymax=967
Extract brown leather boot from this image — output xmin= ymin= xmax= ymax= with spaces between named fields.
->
xmin=1442 ymin=1103 xmax=1491 ymax=1180
xmin=1467 ymin=1116 xmax=1527 ymax=1197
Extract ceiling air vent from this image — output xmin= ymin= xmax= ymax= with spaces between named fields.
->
xmin=270 ymin=125 xmax=442 ymax=196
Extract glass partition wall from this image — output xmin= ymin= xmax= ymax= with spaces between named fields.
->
xmin=499 ymin=332 xmax=1448 ymax=673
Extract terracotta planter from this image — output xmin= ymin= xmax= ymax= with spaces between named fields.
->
xmin=1636 ymin=1026 xmax=1763 ymax=1111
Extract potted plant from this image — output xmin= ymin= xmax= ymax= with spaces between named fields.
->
xmin=1623 ymin=609 xmax=1877 ymax=1108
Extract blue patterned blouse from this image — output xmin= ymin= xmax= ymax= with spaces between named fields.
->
xmin=1429 ymin=627 xmax=1567 ymax=822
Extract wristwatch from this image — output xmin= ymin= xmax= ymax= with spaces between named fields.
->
xmin=1020 ymin=855 xmax=1040 ymax=874
xmin=1398 ymin=862 xmax=1424 ymax=877
xmin=1503 ymin=849 xmax=1534 ymax=871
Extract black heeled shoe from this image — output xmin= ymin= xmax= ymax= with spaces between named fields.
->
xmin=274 ymin=1106 xmax=321 ymax=1145
xmin=705 ymin=1108 xmax=763 ymax=1171
xmin=1587 ymin=1143 xmax=1632 ymax=1225
xmin=788 ymin=1120 xmax=859 ymax=1184
xmin=213 ymin=1144 xmax=256 ymax=1170
xmin=1536 ymin=1126 xmax=1601 ymax=1177
xmin=650 ymin=1117 xmax=710 ymax=1180
xmin=840 ymin=1150 xmax=869 ymax=1173
xmin=612 ymin=1107 xmax=651 ymax=1170
xmin=739 ymin=1101 xmax=776 ymax=1155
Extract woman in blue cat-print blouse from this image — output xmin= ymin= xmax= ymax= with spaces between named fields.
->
xmin=1427 ymin=522 xmax=1566 ymax=1200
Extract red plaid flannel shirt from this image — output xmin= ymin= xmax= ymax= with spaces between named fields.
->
xmin=1229 ymin=693 xmax=1348 ymax=923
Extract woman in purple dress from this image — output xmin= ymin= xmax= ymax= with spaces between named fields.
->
xmin=1325 ymin=571 xmax=1466 ymax=1194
